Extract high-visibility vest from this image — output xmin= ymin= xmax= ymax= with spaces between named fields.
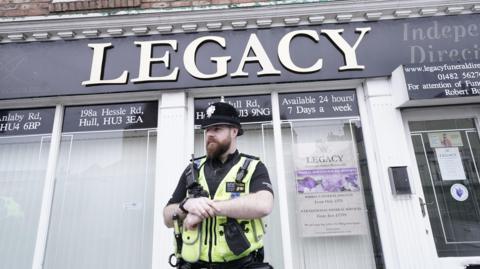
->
xmin=181 ymin=155 xmax=266 ymax=263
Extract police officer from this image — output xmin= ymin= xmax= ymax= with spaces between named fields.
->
xmin=163 ymin=101 xmax=274 ymax=269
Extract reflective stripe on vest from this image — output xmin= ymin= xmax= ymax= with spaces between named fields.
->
xmin=181 ymin=156 xmax=265 ymax=263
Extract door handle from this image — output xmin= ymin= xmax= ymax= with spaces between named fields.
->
xmin=418 ymin=197 xmax=433 ymax=217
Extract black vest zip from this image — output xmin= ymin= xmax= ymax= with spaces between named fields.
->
xmin=208 ymin=215 xmax=214 ymax=262
xmin=213 ymin=217 xmax=217 ymax=246
xmin=204 ymin=218 xmax=209 ymax=246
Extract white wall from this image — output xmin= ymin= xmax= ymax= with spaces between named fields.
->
xmin=361 ymin=77 xmax=437 ymax=269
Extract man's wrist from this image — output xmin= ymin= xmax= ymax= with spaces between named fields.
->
xmin=213 ymin=200 xmax=226 ymax=217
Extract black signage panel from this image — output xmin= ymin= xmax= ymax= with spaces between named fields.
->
xmin=279 ymin=90 xmax=358 ymax=120
xmin=62 ymin=101 xmax=158 ymax=132
xmin=0 ymin=107 xmax=55 ymax=136
xmin=404 ymin=61 xmax=480 ymax=100
xmin=1 ymin=14 xmax=480 ymax=99
xmin=194 ymin=95 xmax=272 ymax=125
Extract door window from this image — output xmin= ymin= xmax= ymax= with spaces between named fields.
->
xmin=410 ymin=118 xmax=480 ymax=257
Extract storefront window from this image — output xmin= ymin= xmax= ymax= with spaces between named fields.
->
xmin=0 ymin=108 xmax=55 ymax=269
xmin=43 ymin=102 xmax=157 ymax=269
xmin=278 ymin=90 xmax=383 ymax=269
xmin=410 ymin=118 xmax=480 ymax=257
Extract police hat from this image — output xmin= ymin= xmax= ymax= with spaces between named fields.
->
xmin=201 ymin=102 xmax=244 ymax=136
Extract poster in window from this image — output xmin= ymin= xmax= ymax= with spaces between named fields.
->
xmin=295 ymin=139 xmax=368 ymax=237
xmin=435 ymin=147 xmax=467 ymax=181
xmin=428 ymin=132 xmax=463 ymax=148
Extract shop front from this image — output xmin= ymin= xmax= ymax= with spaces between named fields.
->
xmin=392 ymin=60 xmax=480 ymax=268
xmin=1 ymin=7 xmax=480 ymax=269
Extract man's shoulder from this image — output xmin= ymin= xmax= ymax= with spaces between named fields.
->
xmin=190 ymin=155 xmax=206 ymax=162
xmin=239 ymin=153 xmax=260 ymax=160
xmin=189 ymin=155 xmax=206 ymax=168
xmin=180 ymin=155 xmax=206 ymax=176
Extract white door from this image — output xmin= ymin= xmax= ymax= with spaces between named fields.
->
xmin=404 ymin=105 xmax=480 ymax=268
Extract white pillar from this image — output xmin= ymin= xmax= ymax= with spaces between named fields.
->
xmin=32 ymin=105 xmax=64 ymax=269
xmin=152 ymin=92 xmax=189 ymax=269
xmin=270 ymin=91 xmax=295 ymax=269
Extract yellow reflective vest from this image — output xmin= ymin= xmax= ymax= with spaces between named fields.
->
xmin=181 ymin=155 xmax=266 ymax=263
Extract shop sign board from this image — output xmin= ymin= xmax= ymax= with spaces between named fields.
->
xmin=279 ymin=90 xmax=358 ymax=120
xmin=0 ymin=107 xmax=55 ymax=136
xmin=1 ymin=14 xmax=480 ymax=99
xmin=62 ymin=101 xmax=158 ymax=132
xmin=194 ymin=95 xmax=272 ymax=125
xmin=404 ymin=61 xmax=480 ymax=99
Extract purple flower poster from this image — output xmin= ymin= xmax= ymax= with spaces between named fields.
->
xmin=296 ymin=168 xmax=360 ymax=193
xmin=294 ymin=141 xmax=369 ymax=237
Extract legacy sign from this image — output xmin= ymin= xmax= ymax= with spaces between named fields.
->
xmin=82 ymin=28 xmax=369 ymax=86
xmin=1 ymin=14 xmax=479 ymax=99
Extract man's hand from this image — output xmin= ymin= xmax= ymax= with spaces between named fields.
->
xmin=183 ymin=197 xmax=221 ymax=219
xmin=183 ymin=213 xmax=203 ymax=230
xmin=213 ymin=190 xmax=273 ymax=219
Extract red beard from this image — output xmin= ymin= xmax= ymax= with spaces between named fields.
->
xmin=206 ymin=138 xmax=230 ymax=159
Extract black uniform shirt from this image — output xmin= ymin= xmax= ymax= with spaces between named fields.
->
xmin=167 ymin=150 xmax=273 ymax=205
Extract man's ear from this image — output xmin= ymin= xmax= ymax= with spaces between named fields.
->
xmin=231 ymin=127 xmax=239 ymax=137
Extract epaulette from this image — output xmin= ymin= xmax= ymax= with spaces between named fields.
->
xmin=240 ymin=153 xmax=259 ymax=160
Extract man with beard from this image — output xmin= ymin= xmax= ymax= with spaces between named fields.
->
xmin=163 ymin=102 xmax=274 ymax=269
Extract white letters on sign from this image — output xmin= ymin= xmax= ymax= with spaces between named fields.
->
xmin=82 ymin=27 xmax=371 ymax=86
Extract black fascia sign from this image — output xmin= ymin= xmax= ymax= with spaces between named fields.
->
xmin=194 ymin=95 xmax=272 ymax=126
xmin=1 ymin=14 xmax=480 ymax=99
xmin=0 ymin=107 xmax=55 ymax=136
xmin=62 ymin=101 xmax=158 ymax=132
xmin=279 ymin=90 xmax=359 ymax=120
xmin=404 ymin=60 xmax=480 ymax=100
